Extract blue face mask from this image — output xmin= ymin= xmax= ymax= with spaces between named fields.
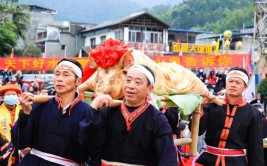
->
xmin=4 ymin=95 xmax=19 ymax=105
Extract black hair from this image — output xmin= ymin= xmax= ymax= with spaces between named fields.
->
xmin=140 ymin=64 xmax=155 ymax=86
xmin=228 ymin=67 xmax=249 ymax=78
xmin=227 ymin=67 xmax=249 ymax=85
xmin=57 ymin=58 xmax=83 ymax=78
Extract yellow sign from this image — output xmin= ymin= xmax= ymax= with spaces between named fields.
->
xmin=173 ymin=43 xmax=213 ymax=55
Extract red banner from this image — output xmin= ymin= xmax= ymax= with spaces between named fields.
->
xmin=154 ymin=54 xmax=248 ymax=68
xmin=0 ymin=54 xmax=249 ymax=70
xmin=0 ymin=58 xmax=89 ymax=70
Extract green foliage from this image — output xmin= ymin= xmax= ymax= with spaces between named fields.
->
xmin=257 ymin=78 xmax=267 ymax=100
xmin=0 ymin=1 xmax=31 ymax=56
xmin=0 ymin=2 xmax=31 ymax=40
xmin=0 ymin=22 xmax=18 ymax=56
xmin=12 ymin=5 xmax=31 ymax=40
xmin=154 ymin=0 xmax=254 ymax=33
xmin=146 ymin=4 xmax=172 ymax=15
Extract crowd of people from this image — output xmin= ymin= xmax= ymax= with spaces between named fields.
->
xmin=1 ymin=69 xmax=41 ymax=95
xmin=196 ymin=67 xmax=228 ymax=96
xmin=0 ymin=59 xmax=265 ymax=166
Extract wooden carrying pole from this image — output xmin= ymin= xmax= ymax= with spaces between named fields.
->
xmin=189 ymin=105 xmax=201 ymax=157
xmin=174 ymin=138 xmax=192 ymax=146
xmin=33 ymin=94 xmax=201 ymax=152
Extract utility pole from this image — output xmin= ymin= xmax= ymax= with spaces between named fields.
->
xmin=253 ymin=0 xmax=267 ymax=110
xmin=253 ymin=0 xmax=267 ymax=70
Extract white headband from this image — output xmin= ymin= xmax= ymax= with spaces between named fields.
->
xmin=226 ymin=70 xmax=248 ymax=85
xmin=55 ymin=60 xmax=82 ymax=78
xmin=128 ymin=65 xmax=155 ymax=85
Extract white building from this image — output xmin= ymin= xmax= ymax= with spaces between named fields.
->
xmin=81 ymin=11 xmax=170 ymax=56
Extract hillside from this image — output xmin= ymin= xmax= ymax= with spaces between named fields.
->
xmin=15 ymin=0 xmax=187 ymax=24
xmin=129 ymin=0 xmax=183 ymax=8
xmin=17 ymin=0 xmax=143 ymax=24
xmin=153 ymin=0 xmax=254 ymax=33
xmin=3 ymin=0 xmax=255 ymax=33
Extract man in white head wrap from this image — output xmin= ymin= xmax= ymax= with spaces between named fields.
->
xmin=80 ymin=64 xmax=178 ymax=165
xmin=195 ymin=66 xmax=264 ymax=166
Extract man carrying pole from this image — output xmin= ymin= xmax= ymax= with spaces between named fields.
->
xmin=195 ymin=67 xmax=264 ymax=166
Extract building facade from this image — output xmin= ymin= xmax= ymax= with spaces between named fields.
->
xmin=24 ymin=5 xmax=95 ymax=58
xmin=81 ymin=11 xmax=170 ymax=56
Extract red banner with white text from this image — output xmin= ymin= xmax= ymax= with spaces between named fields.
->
xmin=0 ymin=58 xmax=90 ymax=70
xmin=0 ymin=54 xmax=249 ymax=70
xmin=154 ymin=54 xmax=249 ymax=68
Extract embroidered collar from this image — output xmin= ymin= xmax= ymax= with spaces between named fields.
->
xmin=224 ymin=96 xmax=246 ymax=107
xmin=121 ymin=100 xmax=150 ymax=131
xmin=55 ymin=92 xmax=81 ymax=116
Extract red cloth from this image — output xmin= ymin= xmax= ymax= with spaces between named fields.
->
xmin=90 ymin=38 xmax=128 ymax=69
xmin=184 ymin=156 xmax=198 ymax=166
xmin=81 ymin=64 xmax=96 ymax=83
xmin=181 ymin=145 xmax=190 ymax=154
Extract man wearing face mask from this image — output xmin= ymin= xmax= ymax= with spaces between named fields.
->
xmin=206 ymin=67 xmax=216 ymax=90
xmin=0 ymin=84 xmax=30 ymax=165
xmin=197 ymin=68 xmax=206 ymax=83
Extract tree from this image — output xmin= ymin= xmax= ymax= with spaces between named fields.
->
xmin=0 ymin=22 xmax=18 ymax=56
xmin=154 ymin=0 xmax=254 ymax=33
xmin=257 ymin=78 xmax=267 ymax=111
xmin=0 ymin=1 xmax=31 ymax=40
xmin=0 ymin=1 xmax=31 ymax=56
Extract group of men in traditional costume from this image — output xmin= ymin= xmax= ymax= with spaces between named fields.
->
xmin=0 ymin=57 xmax=262 ymax=166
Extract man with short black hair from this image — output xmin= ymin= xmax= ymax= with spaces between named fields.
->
xmin=195 ymin=67 xmax=264 ymax=166
xmin=11 ymin=58 xmax=109 ymax=165
xmin=80 ymin=64 xmax=178 ymax=166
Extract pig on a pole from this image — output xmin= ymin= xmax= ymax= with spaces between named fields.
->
xmin=78 ymin=38 xmax=223 ymax=106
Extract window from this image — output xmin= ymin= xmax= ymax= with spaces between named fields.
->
xmin=115 ymin=31 xmax=122 ymax=40
xmin=129 ymin=26 xmax=143 ymax=42
xmin=145 ymin=32 xmax=151 ymax=43
xmin=100 ymin=35 xmax=106 ymax=43
xmin=154 ymin=33 xmax=158 ymax=43
xmin=90 ymin=38 xmax=96 ymax=48
xmin=150 ymin=33 xmax=154 ymax=43
xmin=129 ymin=27 xmax=163 ymax=43
xmin=136 ymin=32 xmax=142 ymax=42
xmin=144 ymin=32 xmax=162 ymax=43
xmin=159 ymin=33 xmax=163 ymax=43
xmin=129 ymin=31 xmax=136 ymax=42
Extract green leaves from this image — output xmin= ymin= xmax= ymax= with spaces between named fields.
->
xmin=154 ymin=0 xmax=253 ymax=33
xmin=257 ymin=78 xmax=267 ymax=100
xmin=0 ymin=22 xmax=18 ymax=56
xmin=0 ymin=1 xmax=31 ymax=56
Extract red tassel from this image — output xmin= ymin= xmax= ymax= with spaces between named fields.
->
xmin=126 ymin=121 xmax=131 ymax=131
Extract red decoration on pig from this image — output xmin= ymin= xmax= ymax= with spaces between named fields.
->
xmin=90 ymin=38 xmax=129 ymax=69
